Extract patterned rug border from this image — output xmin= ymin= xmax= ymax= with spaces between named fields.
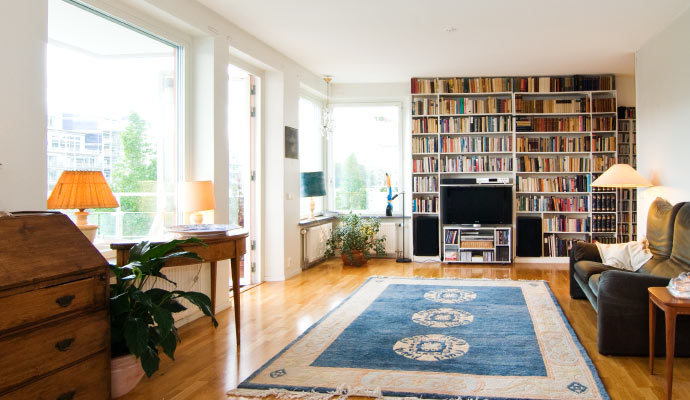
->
xmin=229 ymin=276 xmax=610 ymax=400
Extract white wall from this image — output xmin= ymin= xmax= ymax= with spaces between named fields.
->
xmin=636 ymin=6 xmax=690 ymax=234
xmin=0 ymin=2 xmax=48 ymax=211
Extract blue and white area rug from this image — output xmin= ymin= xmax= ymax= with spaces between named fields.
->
xmin=228 ymin=277 xmax=609 ymax=400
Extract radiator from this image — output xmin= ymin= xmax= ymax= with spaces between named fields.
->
xmin=376 ymin=222 xmax=398 ymax=255
xmin=142 ymin=263 xmax=210 ymax=322
xmin=305 ymin=223 xmax=332 ymax=263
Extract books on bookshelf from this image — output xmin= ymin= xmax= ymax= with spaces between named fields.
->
xmin=517 ymin=194 xmax=589 ymax=212
xmin=496 ymin=229 xmax=510 ymax=245
xmin=445 ymin=229 xmax=459 ymax=244
xmin=439 ymin=97 xmax=511 ymax=114
xmin=592 ymin=214 xmax=616 ymax=233
xmin=543 ymin=215 xmax=590 ymax=232
xmin=515 ymin=96 xmax=589 ymax=114
xmin=592 ymin=135 xmax=616 ymax=152
xmin=412 ymin=176 xmax=438 ymax=193
xmin=516 ymin=135 xmax=590 ymax=152
xmin=441 ymin=155 xmax=513 ymax=173
xmin=516 ymin=116 xmax=590 ymax=132
xmin=617 ymin=106 xmax=636 ymax=119
xmin=413 ymin=196 xmax=439 ymax=213
xmin=412 ymin=117 xmax=438 ymax=134
xmin=412 ymin=98 xmax=438 ymax=115
xmin=513 ymin=75 xmax=614 ymax=93
xmin=412 ymin=136 xmax=438 ymax=153
xmin=517 ymin=155 xmax=590 ymax=173
xmin=412 ymin=156 xmax=438 ymax=173
xmin=437 ymin=77 xmax=512 ymax=94
xmin=544 ymin=234 xmax=580 ymax=257
xmin=592 ymin=97 xmax=616 ymax=113
xmin=592 ymin=116 xmax=616 ymax=131
xmin=440 ymin=136 xmax=511 ymax=153
xmin=440 ymin=115 xmax=512 ymax=133
xmin=592 ymin=193 xmax=616 ymax=212
xmin=593 ymin=154 xmax=616 ymax=172
xmin=516 ymin=175 xmax=591 ymax=193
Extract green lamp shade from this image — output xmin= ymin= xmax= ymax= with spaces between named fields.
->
xmin=301 ymin=172 xmax=326 ymax=197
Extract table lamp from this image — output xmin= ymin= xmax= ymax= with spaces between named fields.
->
xmin=183 ymin=180 xmax=215 ymax=224
xmin=592 ymin=164 xmax=652 ymax=188
xmin=47 ymin=170 xmax=119 ymax=242
xmin=301 ymin=172 xmax=326 ymax=219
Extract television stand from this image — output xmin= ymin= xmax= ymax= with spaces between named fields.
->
xmin=443 ymin=225 xmax=512 ymax=264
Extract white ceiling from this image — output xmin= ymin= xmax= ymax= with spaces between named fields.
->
xmin=196 ymin=0 xmax=690 ymax=83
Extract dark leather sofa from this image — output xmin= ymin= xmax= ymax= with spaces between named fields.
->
xmin=570 ymin=197 xmax=690 ymax=355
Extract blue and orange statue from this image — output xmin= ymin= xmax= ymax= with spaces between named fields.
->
xmin=385 ymin=173 xmax=398 ymax=216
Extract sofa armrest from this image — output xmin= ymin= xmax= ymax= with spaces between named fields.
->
xmin=569 ymin=241 xmax=601 ymax=298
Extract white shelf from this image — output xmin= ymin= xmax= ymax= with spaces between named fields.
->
xmin=515 ymin=112 xmax=589 ymax=116
xmin=441 ymin=131 xmax=513 ymax=135
xmin=516 ymin=131 xmax=591 ymax=135
xmin=515 ymin=151 xmax=590 ymax=155
xmin=439 ymin=113 xmax=513 ymax=117
xmin=440 ymin=151 xmax=512 ymax=155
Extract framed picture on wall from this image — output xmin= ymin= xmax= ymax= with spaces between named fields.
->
xmin=285 ymin=126 xmax=299 ymax=159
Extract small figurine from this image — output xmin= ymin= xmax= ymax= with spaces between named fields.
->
xmin=385 ymin=173 xmax=398 ymax=216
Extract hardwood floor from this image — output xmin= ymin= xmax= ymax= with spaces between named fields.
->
xmin=120 ymin=259 xmax=690 ymax=400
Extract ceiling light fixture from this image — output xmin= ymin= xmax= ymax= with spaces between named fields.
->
xmin=321 ymin=76 xmax=335 ymax=138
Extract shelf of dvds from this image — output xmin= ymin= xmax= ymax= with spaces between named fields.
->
xmin=443 ymin=226 xmax=512 ymax=263
xmin=411 ymin=74 xmax=626 ymax=260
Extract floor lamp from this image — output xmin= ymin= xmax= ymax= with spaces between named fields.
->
xmin=396 ymin=191 xmax=411 ymax=263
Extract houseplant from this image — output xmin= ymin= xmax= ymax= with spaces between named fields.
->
xmin=109 ymin=238 xmax=218 ymax=398
xmin=324 ymin=213 xmax=386 ymax=266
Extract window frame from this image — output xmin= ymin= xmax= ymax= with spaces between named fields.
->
xmin=327 ymin=101 xmax=403 ymax=215
xmin=49 ymin=0 xmax=189 ymax=255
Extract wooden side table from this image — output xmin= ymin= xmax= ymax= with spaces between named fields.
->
xmin=648 ymin=286 xmax=690 ymax=400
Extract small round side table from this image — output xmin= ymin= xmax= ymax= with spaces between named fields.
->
xmin=648 ymin=286 xmax=690 ymax=400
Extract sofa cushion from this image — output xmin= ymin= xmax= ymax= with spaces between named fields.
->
xmin=641 ymin=200 xmax=689 ymax=276
xmin=574 ymin=260 xmax=616 ymax=283
xmin=588 ymin=273 xmax=601 ymax=296
xmin=643 ymin=198 xmax=684 ymax=260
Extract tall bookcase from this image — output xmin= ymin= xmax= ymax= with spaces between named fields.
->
xmin=616 ymin=106 xmax=637 ymax=242
xmin=411 ymin=75 xmax=619 ymax=261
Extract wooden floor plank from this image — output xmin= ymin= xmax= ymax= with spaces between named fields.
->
xmin=120 ymin=259 xmax=690 ymax=400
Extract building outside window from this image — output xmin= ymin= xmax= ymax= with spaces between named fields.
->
xmin=299 ymin=96 xmax=325 ymax=217
xmin=47 ymin=0 xmax=181 ymax=241
xmin=330 ymin=104 xmax=401 ymax=214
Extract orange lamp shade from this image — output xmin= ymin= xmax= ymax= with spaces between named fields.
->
xmin=47 ymin=170 xmax=119 ymax=210
xmin=182 ymin=181 xmax=215 ymax=213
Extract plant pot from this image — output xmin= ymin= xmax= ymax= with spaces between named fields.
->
xmin=341 ymin=250 xmax=367 ymax=266
xmin=111 ymin=354 xmax=145 ymax=399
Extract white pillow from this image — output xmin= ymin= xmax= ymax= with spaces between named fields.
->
xmin=595 ymin=239 xmax=652 ymax=272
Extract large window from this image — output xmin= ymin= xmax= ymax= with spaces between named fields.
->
xmin=299 ymin=97 xmax=325 ymax=217
xmin=331 ymin=104 xmax=401 ymax=213
xmin=47 ymin=0 xmax=181 ymax=241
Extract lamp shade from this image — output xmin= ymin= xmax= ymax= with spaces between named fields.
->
xmin=301 ymin=172 xmax=326 ymax=197
xmin=182 ymin=180 xmax=215 ymax=212
xmin=591 ymin=164 xmax=653 ymax=188
xmin=47 ymin=170 xmax=119 ymax=210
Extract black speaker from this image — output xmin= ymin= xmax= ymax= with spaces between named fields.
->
xmin=517 ymin=216 xmax=542 ymax=257
xmin=413 ymin=215 xmax=439 ymax=256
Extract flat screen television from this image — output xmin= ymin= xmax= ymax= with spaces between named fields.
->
xmin=441 ymin=185 xmax=512 ymax=225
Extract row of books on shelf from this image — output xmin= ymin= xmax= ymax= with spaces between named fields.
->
xmin=543 ymin=235 xmax=579 ymax=257
xmin=412 ymin=98 xmax=438 ymax=116
xmin=593 ymin=136 xmax=616 ymax=152
xmin=444 ymin=230 xmax=459 ymax=244
xmin=592 ymin=186 xmax=616 ymax=192
xmin=411 ymin=75 xmax=614 ymax=94
xmin=595 ymin=236 xmax=617 ymax=244
xmin=618 ymin=212 xmax=637 ymax=223
xmin=515 ymin=97 xmax=589 ymax=114
xmin=439 ymin=97 xmax=511 ymax=115
xmin=592 ymin=193 xmax=616 ymax=211
xmin=412 ymin=197 xmax=439 ymax=213
xmin=618 ymin=120 xmax=636 ymax=131
xmin=618 ymin=106 xmax=636 ymax=119
xmin=618 ymin=132 xmax=635 ymax=142
xmin=543 ymin=215 xmax=589 ymax=232
xmin=441 ymin=155 xmax=513 ymax=173
xmin=592 ymin=214 xmax=616 ymax=232
xmin=517 ymin=194 xmax=589 ymax=212
xmin=618 ymin=188 xmax=637 ymax=201
xmin=412 ymin=117 xmax=438 ymax=134
xmin=439 ymin=115 xmax=512 ymax=133
xmin=517 ymin=155 xmax=591 ymax=173
xmin=593 ymin=155 xmax=616 ymax=173
xmin=592 ymin=116 xmax=616 ymax=131
xmin=441 ymin=136 xmax=511 ymax=153
xmin=496 ymin=230 xmax=510 ymax=245
xmin=445 ymin=251 xmax=497 ymax=262
xmin=591 ymin=98 xmax=617 ymax=113
xmin=412 ymin=176 xmax=438 ymax=192
xmin=516 ymin=136 xmax=590 ymax=153
xmin=412 ymin=136 xmax=438 ymax=153
xmin=516 ymin=116 xmax=590 ymax=132
xmin=617 ymin=155 xmax=636 ymax=166
xmin=516 ymin=175 xmax=591 ymax=193
xmin=618 ymin=224 xmax=637 ymax=235
xmin=412 ymin=156 xmax=438 ymax=173
xmin=618 ymin=201 xmax=637 ymax=212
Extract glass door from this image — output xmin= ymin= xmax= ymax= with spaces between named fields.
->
xmin=228 ymin=65 xmax=259 ymax=286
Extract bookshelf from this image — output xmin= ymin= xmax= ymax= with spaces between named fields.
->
xmin=617 ymin=106 xmax=637 ymax=242
xmin=443 ymin=226 xmax=512 ymax=263
xmin=411 ymin=75 xmax=619 ymax=261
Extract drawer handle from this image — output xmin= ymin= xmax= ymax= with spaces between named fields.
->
xmin=55 ymin=338 xmax=75 ymax=352
xmin=57 ymin=391 xmax=75 ymax=400
xmin=56 ymin=295 xmax=75 ymax=308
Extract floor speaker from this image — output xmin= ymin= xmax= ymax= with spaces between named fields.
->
xmin=517 ymin=216 xmax=542 ymax=257
xmin=413 ymin=215 xmax=439 ymax=256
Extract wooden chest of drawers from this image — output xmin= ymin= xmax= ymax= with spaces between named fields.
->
xmin=0 ymin=212 xmax=110 ymax=399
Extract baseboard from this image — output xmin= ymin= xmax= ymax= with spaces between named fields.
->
xmin=515 ymin=256 xmax=569 ymax=264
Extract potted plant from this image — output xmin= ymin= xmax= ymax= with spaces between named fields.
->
xmin=324 ymin=213 xmax=386 ymax=266
xmin=109 ymin=238 xmax=218 ymax=398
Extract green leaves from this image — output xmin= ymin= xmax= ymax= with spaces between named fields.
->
xmin=324 ymin=213 xmax=387 ymax=263
xmin=109 ymin=239 xmax=217 ymax=378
